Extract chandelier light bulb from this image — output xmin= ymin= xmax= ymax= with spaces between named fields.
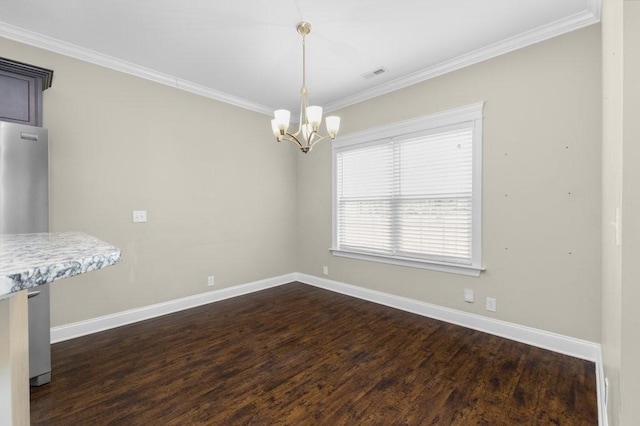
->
xmin=326 ymin=116 xmax=341 ymax=139
xmin=271 ymin=119 xmax=281 ymax=139
xmin=306 ymin=106 xmax=323 ymax=129
xmin=274 ymin=109 xmax=291 ymax=133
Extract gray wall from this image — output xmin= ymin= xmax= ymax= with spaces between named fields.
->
xmin=297 ymin=25 xmax=603 ymax=342
xmin=0 ymin=24 xmax=604 ymax=346
xmin=0 ymin=37 xmax=298 ymax=327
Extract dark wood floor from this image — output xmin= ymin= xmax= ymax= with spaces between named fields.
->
xmin=30 ymin=282 xmax=597 ymax=425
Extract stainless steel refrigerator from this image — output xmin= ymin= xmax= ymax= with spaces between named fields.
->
xmin=0 ymin=121 xmax=51 ymax=386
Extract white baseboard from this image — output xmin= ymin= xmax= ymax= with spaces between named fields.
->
xmin=294 ymin=273 xmax=607 ymax=425
xmin=50 ymin=271 xmax=607 ymax=425
xmin=295 ymin=273 xmax=600 ymax=362
xmin=50 ymin=273 xmax=296 ymax=343
xmin=53 ymin=271 xmax=602 ymax=359
xmin=595 ymin=348 xmax=608 ymax=426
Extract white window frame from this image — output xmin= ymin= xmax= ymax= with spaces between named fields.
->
xmin=331 ymin=102 xmax=484 ymax=277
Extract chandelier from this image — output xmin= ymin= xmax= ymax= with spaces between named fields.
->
xmin=271 ymin=22 xmax=341 ymax=153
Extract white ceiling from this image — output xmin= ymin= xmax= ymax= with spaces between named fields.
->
xmin=0 ymin=0 xmax=600 ymax=115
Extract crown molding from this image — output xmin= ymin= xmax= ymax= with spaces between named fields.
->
xmin=174 ymin=79 xmax=273 ymax=115
xmin=323 ymin=8 xmax=601 ymax=113
xmin=0 ymin=21 xmax=273 ymax=116
xmin=0 ymin=1 xmax=601 ymax=118
xmin=587 ymin=0 xmax=602 ymax=20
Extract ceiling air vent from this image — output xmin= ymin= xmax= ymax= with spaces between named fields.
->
xmin=361 ymin=67 xmax=388 ymax=79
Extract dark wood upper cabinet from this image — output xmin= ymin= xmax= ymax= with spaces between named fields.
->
xmin=0 ymin=57 xmax=53 ymax=127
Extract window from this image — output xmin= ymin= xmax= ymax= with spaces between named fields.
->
xmin=331 ymin=102 xmax=484 ymax=276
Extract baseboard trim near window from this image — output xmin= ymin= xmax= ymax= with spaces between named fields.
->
xmin=295 ymin=273 xmax=599 ymax=361
xmin=294 ymin=273 xmax=607 ymax=426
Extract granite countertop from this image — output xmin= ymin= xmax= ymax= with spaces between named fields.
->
xmin=0 ymin=231 xmax=121 ymax=297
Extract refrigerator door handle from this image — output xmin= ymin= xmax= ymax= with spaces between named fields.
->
xmin=27 ymin=291 xmax=41 ymax=298
xmin=20 ymin=131 xmax=39 ymax=141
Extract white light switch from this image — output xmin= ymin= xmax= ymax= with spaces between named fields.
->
xmin=486 ymin=297 xmax=497 ymax=312
xmin=464 ymin=289 xmax=474 ymax=303
xmin=132 ymin=210 xmax=147 ymax=223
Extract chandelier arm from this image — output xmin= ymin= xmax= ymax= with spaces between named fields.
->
xmin=288 ymin=127 xmax=302 ymax=138
xmin=309 ymin=132 xmax=327 ymax=149
xmin=282 ymin=133 xmax=304 ymax=149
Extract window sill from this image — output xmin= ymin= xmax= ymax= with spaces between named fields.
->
xmin=330 ymin=249 xmax=484 ymax=277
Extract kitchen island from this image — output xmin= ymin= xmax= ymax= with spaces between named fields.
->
xmin=0 ymin=232 xmax=121 ymax=426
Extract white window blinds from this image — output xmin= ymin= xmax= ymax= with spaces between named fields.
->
xmin=332 ymin=103 xmax=483 ymax=275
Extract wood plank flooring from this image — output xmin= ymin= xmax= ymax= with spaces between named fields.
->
xmin=30 ymin=282 xmax=597 ymax=425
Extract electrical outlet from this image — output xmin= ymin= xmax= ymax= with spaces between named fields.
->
xmin=132 ymin=210 xmax=147 ymax=223
xmin=486 ymin=297 xmax=497 ymax=312
xmin=207 ymin=276 xmax=215 ymax=287
xmin=323 ymin=266 xmax=329 ymax=275
xmin=464 ymin=289 xmax=474 ymax=303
